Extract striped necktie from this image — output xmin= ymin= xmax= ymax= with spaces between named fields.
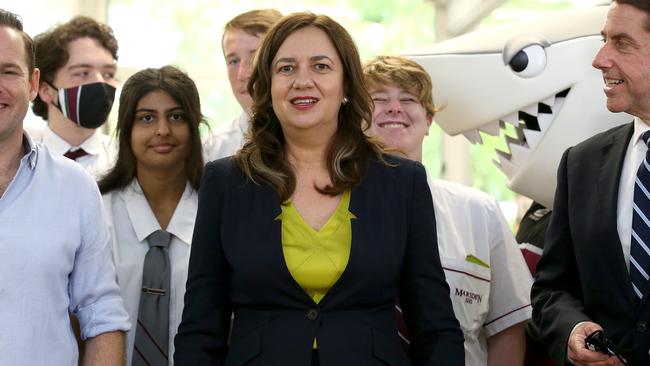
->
xmin=395 ymin=302 xmax=410 ymax=350
xmin=630 ymin=130 xmax=650 ymax=301
xmin=132 ymin=230 xmax=172 ymax=365
xmin=63 ymin=148 xmax=88 ymax=161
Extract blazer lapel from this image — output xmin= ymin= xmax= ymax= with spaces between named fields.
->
xmin=319 ymin=160 xmax=381 ymax=308
xmin=317 ymin=176 xmax=364 ymax=308
xmin=595 ymin=123 xmax=635 ymax=305
xmin=255 ymin=183 xmax=316 ymax=305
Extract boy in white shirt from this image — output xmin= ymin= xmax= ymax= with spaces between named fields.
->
xmin=364 ymin=55 xmax=533 ymax=366
xmin=203 ymin=9 xmax=282 ymax=162
xmin=29 ymin=16 xmax=118 ymax=178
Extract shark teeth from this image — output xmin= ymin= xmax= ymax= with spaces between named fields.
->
xmin=478 ymin=120 xmax=500 ymax=136
xmin=502 ymin=112 xmax=519 ymax=126
xmin=494 ymin=150 xmax=517 ymax=177
xmin=523 ymin=129 xmax=543 ymax=148
xmin=463 ymin=129 xmax=483 ymax=144
xmin=537 ymin=111 xmax=554 ymax=131
xmin=521 ymin=103 xmax=538 ymax=117
xmin=471 ymin=87 xmax=571 ymax=179
xmin=541 ymin=95 xmax=556 ymax=107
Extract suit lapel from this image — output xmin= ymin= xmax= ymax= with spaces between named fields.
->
xmin=595 ymin=123 xmax=635 ymax=305
xmin=317 ymin=172 xmax=363 ymax=308
xmin=319 ymin=160 xmax=380 ymax=308
xmin=254 ymin=183 xmax=316 ymax=305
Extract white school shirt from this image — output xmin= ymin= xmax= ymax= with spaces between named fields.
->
xmin=202 ymin=111 xmax=248 ymax=163
xmin=429 ymin=174 xmax=533 ymax=366
xmin=26 ymin=124 xmax=117 ymax=179
xmin=618 ymin=117 xmax=650 ymax=272
xmin=103 ymin=179 xmax=198 ymax=366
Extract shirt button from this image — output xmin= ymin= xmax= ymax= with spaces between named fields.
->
xmin=637 ymin=321 xmax=648 ymax=333
xmin=306 ymin=309 xmax=319 ymax=321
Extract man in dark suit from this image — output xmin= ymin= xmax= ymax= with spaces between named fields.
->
xmin=531 ymin=1 xmax=650 ymax=365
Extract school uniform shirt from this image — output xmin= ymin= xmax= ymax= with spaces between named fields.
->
xmin=26 ymin=124 xmax=117 ymax=179
xmin=103 ymin=179 xmax=198 ymax=366
xmin=202 ymin=112 xmax=248 ymax=163
xmin=429 ymin=175 xmax=533 ymax=366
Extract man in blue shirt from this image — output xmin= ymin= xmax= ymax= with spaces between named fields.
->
xmin=0 ymin=9 xmax=130 ymax=365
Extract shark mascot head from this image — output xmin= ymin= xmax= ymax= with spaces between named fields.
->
xmin=407 ymin=5 xmax=632 ymax=208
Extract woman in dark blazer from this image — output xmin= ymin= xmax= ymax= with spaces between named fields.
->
xmin=174 ymin=12 xmax=464 ymax=366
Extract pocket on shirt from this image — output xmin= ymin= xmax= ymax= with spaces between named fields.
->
xmin=440 ymin=256 xmax=491 ymax=336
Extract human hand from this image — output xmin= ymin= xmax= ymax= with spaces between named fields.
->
xmin=567 ymin=322 xmax=626 ymax=365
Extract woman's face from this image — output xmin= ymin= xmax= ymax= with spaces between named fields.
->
xmin=130 ymin=89 xmax=191 ymax=173
xmin=270 ymin=26 xmax=345 ymax=139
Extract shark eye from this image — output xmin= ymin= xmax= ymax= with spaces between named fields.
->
xmin=508 ymin=44 xmax=546 ymax=78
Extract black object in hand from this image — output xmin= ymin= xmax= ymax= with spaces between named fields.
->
xmin=584 ymin=329 xmax=628 ymax=365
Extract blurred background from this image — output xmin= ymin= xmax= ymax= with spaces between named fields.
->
xmin=3 ymin=0 xmax=606 ymax=223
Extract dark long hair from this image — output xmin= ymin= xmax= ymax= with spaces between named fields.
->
xmin=98 ymin=66 xmax=205 ymax=194
xmin=235 ymin=12 xmax=385 ymax=201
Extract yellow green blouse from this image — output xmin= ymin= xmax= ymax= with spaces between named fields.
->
xmin=278 ymin=190 xmax=355 ymax=304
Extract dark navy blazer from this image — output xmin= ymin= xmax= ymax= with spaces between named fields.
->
xmin=533 ymin=122 xmax=650 ymax=365
xmin=174 ymin=155 xmax=464 ymax=366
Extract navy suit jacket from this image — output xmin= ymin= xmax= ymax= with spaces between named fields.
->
xmin=532 ymin=122 xmax=650 ymax=365
xmin=174 ymin=155 xmax=464 ymax=366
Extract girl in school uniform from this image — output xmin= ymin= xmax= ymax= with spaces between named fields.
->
xmin=99 ymin=65 xmax=205 ymax=366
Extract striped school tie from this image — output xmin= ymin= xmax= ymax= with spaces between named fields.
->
xmin=630 ymin=130 xmax=650 ymax=301
xmin=132 ymin=230 xmax=172 ymax=365
xmin=63 ymin=148 xmax=88 ymax=161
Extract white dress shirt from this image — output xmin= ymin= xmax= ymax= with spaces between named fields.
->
xmin=202 ymin=111 xmax=249 ymax=163
xmin=103 ymin=179 xmax=198 ymax=366
xmin=617 ymin=117 xmax=650 ymax=271
xmin=0 ymin=131 xmax=130 ymax=365
xmin=428 ymin=174 xmax=533 ymax=366
xmin=26 ymin=124 xmax=117 ymax=179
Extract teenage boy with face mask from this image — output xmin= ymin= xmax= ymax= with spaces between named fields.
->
xmin=29 ymin=16 xmax=118 ymax=178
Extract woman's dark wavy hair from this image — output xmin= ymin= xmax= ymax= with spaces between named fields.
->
xmin=235 ymin=12 xmax=385 ymax=201
xmin=98 ymin=66 xmax=205 ymax=194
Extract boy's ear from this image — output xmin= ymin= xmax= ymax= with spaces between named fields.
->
xmin=425 ymin=115 xmax=433 ymax=136
xmin=38 ymin=81 xmax=55 ymax=103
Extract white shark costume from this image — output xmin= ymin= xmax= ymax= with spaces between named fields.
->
xmin=405 ymin=5 xmax=633 ymax=365
xmin=406 ymin=4 xmax=633 ymax=265
xmin=407 ymin=5 xmax=631 ymax=210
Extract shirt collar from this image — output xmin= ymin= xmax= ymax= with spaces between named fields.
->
xmin=632 ymin=116 xmax=650 ymax=147
xmin=121 ymin=179 xmax=196 ymax=246
xmin=22 ymin=130 xmax=39 ymax=170
xmin=166 ymin=182 xmax=197 ymax=245
xmin=42 ymin=125 xmax=107 ymax=156
xmin=237 ymin=111 xmax=250 ymax=134
xmin=77 ymin=129 xmax=110 ymax=156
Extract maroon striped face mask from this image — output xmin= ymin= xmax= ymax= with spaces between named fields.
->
xmin=50 ymin=81 xmax=116 ymax=129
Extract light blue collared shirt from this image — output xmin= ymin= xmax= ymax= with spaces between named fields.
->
xmin=0 ymin=132 xmax=130 ymax=365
